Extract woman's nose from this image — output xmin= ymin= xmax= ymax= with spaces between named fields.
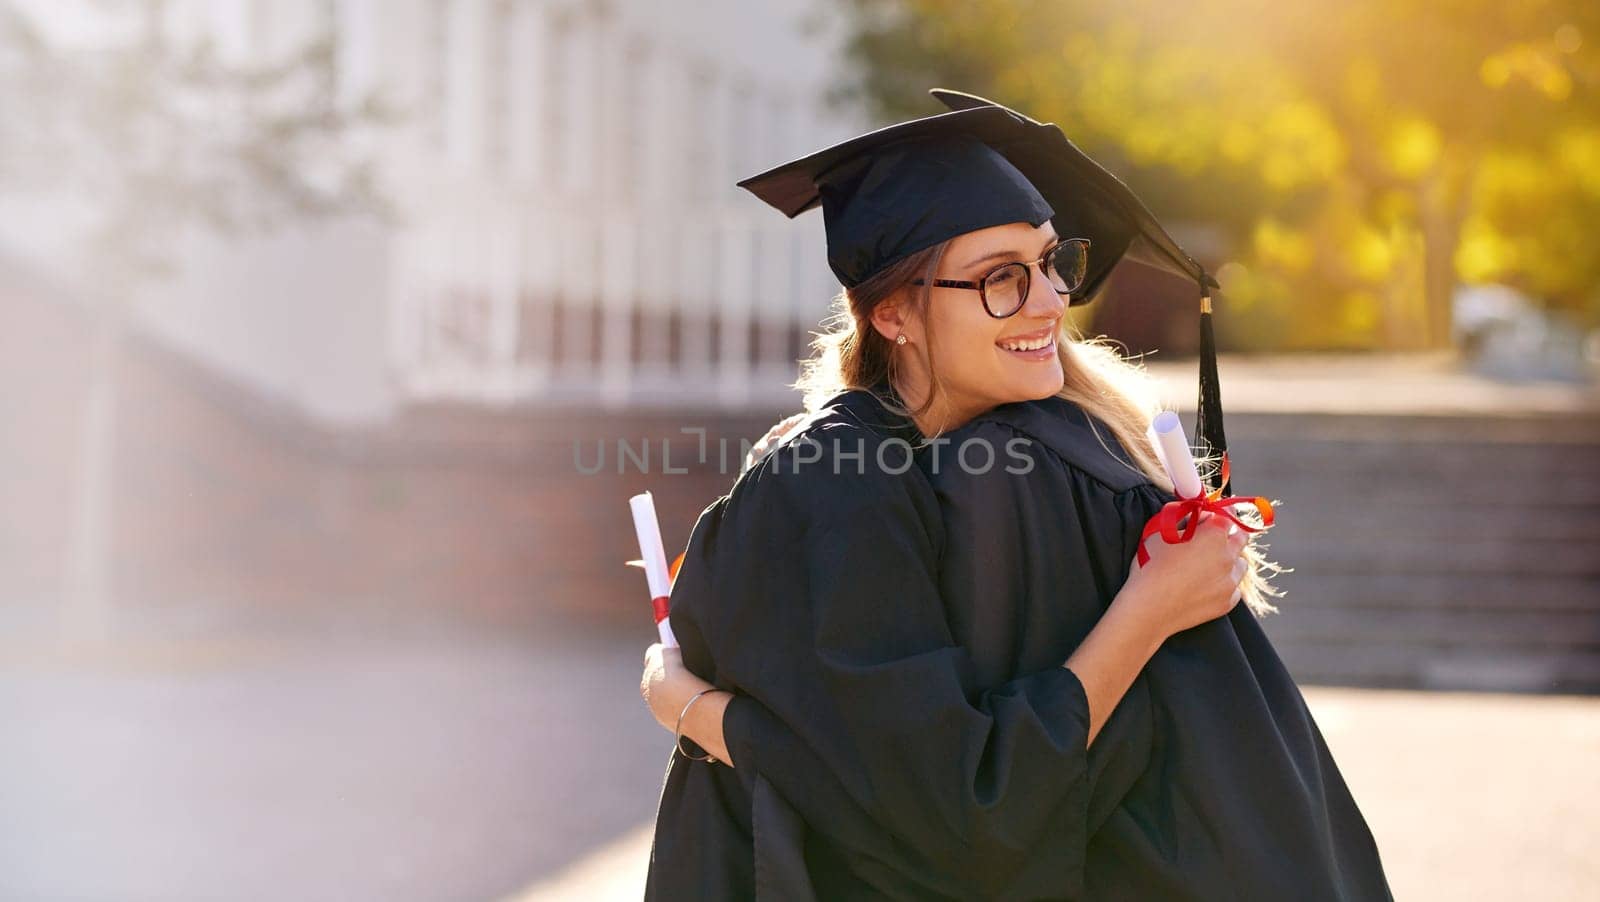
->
xmin=1021 ymin=262 xmax=1067 ymax=317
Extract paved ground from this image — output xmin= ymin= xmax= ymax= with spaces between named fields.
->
xmin=2 ymin=615 xmax=1596 ymax=901
xmin=0 ymin=617 xmax=670 ymax=902
xmin=515 ymin=682 xmax=1600 ymax=902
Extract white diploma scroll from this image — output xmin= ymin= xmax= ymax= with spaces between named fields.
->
xmin=1148 ymin=410 xmax=1205 ymax=501
xmin=628 ymin=491 xmax=679 ymax=647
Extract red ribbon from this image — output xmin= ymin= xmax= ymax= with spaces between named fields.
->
xmin=1136 ymin=453 xmax=1276 ymax=567
xmin=639 ymin=551 xmax=688 ymax=625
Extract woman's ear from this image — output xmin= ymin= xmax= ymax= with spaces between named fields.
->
xmin=869 ymin=295 xmax=909 ymax=344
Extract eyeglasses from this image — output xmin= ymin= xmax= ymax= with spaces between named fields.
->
xmin=912 ymin=237 xmax=1091 ymax=318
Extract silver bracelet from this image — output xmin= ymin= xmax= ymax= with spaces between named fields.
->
xmin=675 ymin=687 xmax=722 ymax=765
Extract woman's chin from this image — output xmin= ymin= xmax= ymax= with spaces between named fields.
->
xmin=996 ymin=366 xmax=1065 ymax=404
xmin=991 ymin=343 xmax=1065 ymax=398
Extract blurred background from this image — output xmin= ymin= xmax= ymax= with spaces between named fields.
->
xmin=1 ymin=0 xmax=1596 ymax=899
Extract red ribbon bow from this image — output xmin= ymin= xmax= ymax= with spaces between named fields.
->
xmin=1136 ymin=453 xmax=1276 ymax=567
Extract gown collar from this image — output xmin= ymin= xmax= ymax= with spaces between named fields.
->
xmin=815 ymin=378 xmax=1155 ymax=493
xmin=971 ymin=395 xmax=1155 ymax=493
xmin=815 ymin=376 xmax=922 ymax=447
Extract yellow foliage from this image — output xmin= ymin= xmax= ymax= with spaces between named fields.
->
xmin=1480 ymin=54 xmax=1512 ymax=88
xmin=1375 ymin=190 xmax=1417 ymax=228
xmin=1456 ymin=217 xmax=1518 ymax=281
xmin=1555 ymin=125 xmax=1600 ymax=197
xmin=1252 ymin=218 xmax=1315 ymax=272
xmin=854 ymin=0 xmax=1600 ymax=343
xmin=1472 ymin=150 xmax=1553 ymax=211
xmin=1342 ymin=57 xmax=1384 ymax=111
xmin=1220 ymin=120 xmax=1258 ymax=164
xmin=1257 ymin=101 xmax=1345 ymax=191
xmin=1480 ymin=42 xmax=1574 ymax=99
xmin=1554 ymin=24 xmax=1583 ymax=55
xmin=1382 ymin=116 xmax=1442 ymax=180
xmin=1338 ymin=291 xmax=1382 ymax=337
xmin=1348 ymin=226 xmax=1396 ymax=282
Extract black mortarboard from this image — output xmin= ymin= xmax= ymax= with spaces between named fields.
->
xmin=737 ymin=89 xmax=1235 ymax=495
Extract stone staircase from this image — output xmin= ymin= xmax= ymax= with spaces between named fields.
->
xmin=1222 ymin=411 xmax=1600 ymax=693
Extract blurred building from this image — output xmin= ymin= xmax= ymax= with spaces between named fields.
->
xmin=7 ymin=0 xmax=856 ymax=426
xmin=0 ymin=0 xmax=861 ymax=630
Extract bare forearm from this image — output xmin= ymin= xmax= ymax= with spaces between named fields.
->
xmin=1063 ymin=591 xmax=1166 ymax=748
xmin=680 ymin=687 xmax=736 ymax=768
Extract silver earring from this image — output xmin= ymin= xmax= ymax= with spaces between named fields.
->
xmin=896 ymin=334 xmax=908 ymax=346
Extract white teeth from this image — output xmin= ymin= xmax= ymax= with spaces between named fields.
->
xmin=999 ymin=334 xmax=1054 ymax=352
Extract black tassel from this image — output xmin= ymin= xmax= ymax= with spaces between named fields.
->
xmin=1195 ymin=282 xmax=1231 ymax=497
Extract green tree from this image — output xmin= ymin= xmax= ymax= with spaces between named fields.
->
xmin=828 ymin=0 xmax=1600 ymax=351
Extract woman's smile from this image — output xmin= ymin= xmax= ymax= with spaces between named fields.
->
xmin=996 ymin=323 xmax=1059 ymax=361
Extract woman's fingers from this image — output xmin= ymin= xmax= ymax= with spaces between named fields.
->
xmin=745 ymin=412 xmax=810 ymax=470
xmin=641 ymin=643 xmax=684 ymax=732
xmin=1229 ymin=528 xmax=1248 ymax=554
xmin=640 ymin=647 xmax=658 ymax=706
xmin=643 ymin=644 xmax=684 ymax=670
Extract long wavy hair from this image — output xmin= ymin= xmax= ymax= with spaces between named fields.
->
xmin=794 ymin=237 xmax=1285 ymax=618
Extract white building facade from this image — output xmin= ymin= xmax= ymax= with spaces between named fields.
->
xmin=365 ymin=0 xmax=859 ymax=413
xmin=15 ymin=0 xmax=862 ymax=423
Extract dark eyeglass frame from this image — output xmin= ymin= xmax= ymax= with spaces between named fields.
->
xmin=911 ymin=237 xmax=1092 ymax=318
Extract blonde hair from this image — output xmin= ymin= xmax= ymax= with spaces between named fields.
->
xmin=794 ymin=237 xmax=1286 ymax=618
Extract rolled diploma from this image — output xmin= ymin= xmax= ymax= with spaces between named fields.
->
xmin=1143 ymin=412 xmax=1243 ymax=601
xmin=629 ymin=491 xmax=679 ymax=647
xmin=1149 ymin=411 xmax=1204 ymax=500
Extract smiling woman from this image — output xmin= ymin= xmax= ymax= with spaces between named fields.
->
xmin=861 ymin=220 xmax=1075 ymax=436
xmin=792 ymin=219 xmax=1207 ymax=518
xmin=637 ymin=92 xmax=1390 ymax=900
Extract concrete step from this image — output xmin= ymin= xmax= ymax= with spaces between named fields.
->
xmin=1234 ymin=437 xmax=1599 ymax=471
xmin=1261 ymin=604 xmax=1600 ymax=649
xmin=1246 ymin=499 xmax=1596 ymax=541
xmin=1220 ymin=411 xmax=1600 ymax=446
xmin=1269 ymin=538 xmax=1600 ymax=577
xmin=1238 ymin=476 xmax=1600 ymax=507
xmin=1266 ymin=571 xmax=1600 ymax=613
xmin=1269 ymin=639 xmax=1600 ymax=693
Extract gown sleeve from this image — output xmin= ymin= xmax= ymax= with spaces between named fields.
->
xmin=668 ymin=425 xmax=1098 ymax=899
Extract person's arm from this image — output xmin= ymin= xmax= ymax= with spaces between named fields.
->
xmin=642 ymin=645 xmax=735 ymax=765
xmin=647 ymin=579 xmax=1165 ymax=764
xmin=1064 ymin=585 xmax=1166 ymax=747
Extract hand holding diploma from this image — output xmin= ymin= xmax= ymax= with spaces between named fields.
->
xmin=1139 ymin=412 xmax=1277 ymax=604
xmin=631 ymin=492 xmax=734 ymax=767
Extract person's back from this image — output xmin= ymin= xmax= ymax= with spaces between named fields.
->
xmin=648 ymin=386 xmax=962 ymax=898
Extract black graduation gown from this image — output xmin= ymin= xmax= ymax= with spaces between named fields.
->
xmin=645 ymin=387 xmax=1392 ymax=901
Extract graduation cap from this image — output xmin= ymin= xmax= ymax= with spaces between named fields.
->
xmin=737 ymin=89 xmax=1234 ymax=495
